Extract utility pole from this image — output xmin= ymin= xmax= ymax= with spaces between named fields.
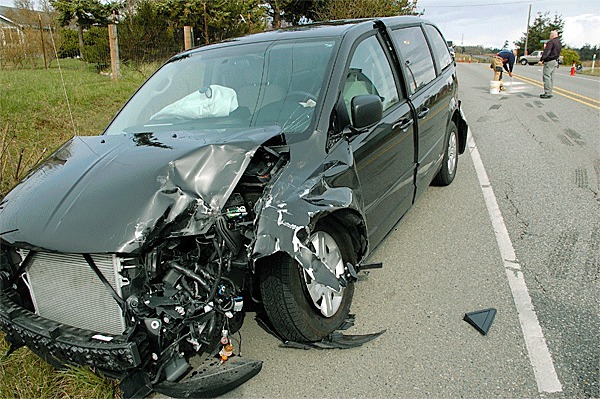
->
xmin=524 ymin=4 xmax=532 ymax=56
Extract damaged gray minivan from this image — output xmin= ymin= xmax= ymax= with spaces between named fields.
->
xmin=0 ymin=16 xmax=467 ymax=398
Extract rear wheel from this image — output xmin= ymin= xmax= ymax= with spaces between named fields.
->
xmin=432 ymin=121 xmax=458 ymax=186
xmin=259 ymin=221 xmax=355 ymax=342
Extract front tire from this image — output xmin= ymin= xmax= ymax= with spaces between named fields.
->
xmin=259 ymin=221 xmax=355 ymax=342
xmin=521 ymin=59 xmax=528 ymax=65
xmin=432 ymin=121 xmax=458 ymax=186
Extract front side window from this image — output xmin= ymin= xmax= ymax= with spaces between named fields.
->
xmin=390 ymin=26 xmax=436 ymax=94
xmin=104 ymin=39 xmax=337 ymax=135
xmin=343 ymin=35 xmax=399 ymax=123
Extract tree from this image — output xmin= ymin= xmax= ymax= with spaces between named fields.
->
xmin=276 ymin=0 xmax=327 ymax=25
xmin=118 ymin=0 xmax=180 ymax=64
xmin=49 ymin=0 xmax=111 ymax=60
xmin=157 ymin=0 xmax=266 ymax=44
xmin=578 ymin=44 xmax=599 ymax=61
xmin=561 ymin=48 xmax=579 ymax=66
xmin=317 ymin=0 xmax=418 ymax=20
xmin=514 ymin=12 xmax=564 ymax=57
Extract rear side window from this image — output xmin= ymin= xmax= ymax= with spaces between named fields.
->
xmin=423 ymin=24 xmax=453 ymax=72
xmin=390 ymin=26 xmax=436 ymax=95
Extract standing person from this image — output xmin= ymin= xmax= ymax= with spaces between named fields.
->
xmin=540 ymin=30 xmax=562 ymax=99
xmin=490 ymin=49 xmax=515 ymax=91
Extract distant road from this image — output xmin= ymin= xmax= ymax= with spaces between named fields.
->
xmin=511 ymin=62 xmax=600 ymax=106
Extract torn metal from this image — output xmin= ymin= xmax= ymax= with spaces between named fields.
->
xmin=0 ymin=124 xmax=372 ymax=396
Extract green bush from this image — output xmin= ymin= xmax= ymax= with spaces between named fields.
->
xmin=83 ymin=26 xmax=110 ymax=70
xmin=561 ymin=48 xmax=579 ymax=66
xmin=57 ymin=28 xmax=79 ymax=58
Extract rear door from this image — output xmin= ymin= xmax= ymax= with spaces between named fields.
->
xmin=341 ymin=32 xmax=416 ymax=246
xmin=389 ymin=25 xmax=454 ymax=198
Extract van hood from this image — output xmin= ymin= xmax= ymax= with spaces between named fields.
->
xmin=0 ymin=127 xmax=283 ymax=254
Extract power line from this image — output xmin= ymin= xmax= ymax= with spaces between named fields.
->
xmin=420 ymin=0 xmax=544 ymax=8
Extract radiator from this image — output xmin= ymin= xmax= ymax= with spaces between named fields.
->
xmin=25 ymin=252 xmax=126 ymax=335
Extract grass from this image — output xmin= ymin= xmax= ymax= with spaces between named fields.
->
xmin=0 ymin=58 xmax=147 ymax=198
xmin=577 ymin=60 xmax=600 ymax=77
xmin=0 ymin=58 xmax=148 ymax=398
xmin=579 ymin=68 xmax=600 ymax=77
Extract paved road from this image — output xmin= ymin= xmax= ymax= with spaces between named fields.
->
xmin=155 ymin=62 xmax=599 ymax=399
xmin=457 ymin=62 xmax=599 ymax=399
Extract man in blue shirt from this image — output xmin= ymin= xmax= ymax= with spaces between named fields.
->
xmin=491 ymin=49 xmax=515 ymax=91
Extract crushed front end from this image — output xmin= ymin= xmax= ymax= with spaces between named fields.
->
xmin=0 ymin=137 xmax=289 ymax=397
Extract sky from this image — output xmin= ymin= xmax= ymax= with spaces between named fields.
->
xmin=1 ymin=0 xmax=598 ymax=49
xmin=417 ymin=0 xmax=600 ymax=49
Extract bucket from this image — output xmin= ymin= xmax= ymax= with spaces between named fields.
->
xmin=489 ymin=80 xmax=501 ymax=94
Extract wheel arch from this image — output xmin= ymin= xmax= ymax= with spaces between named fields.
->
xmin=313 ymin=208 xmax=368 ymax=263
xmin=452 ymin=106 xmax=468 ymax=154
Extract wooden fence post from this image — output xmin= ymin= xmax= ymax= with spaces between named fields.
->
xmin=203 ymin=2 xmax=209 ymax=44
xmin=184 ymin=26 xmax=193 ymax=50
xmin=108 ymin=24 xmax=120 ymax=80
xmin=38 ymin=15 xmax=47 ymax=69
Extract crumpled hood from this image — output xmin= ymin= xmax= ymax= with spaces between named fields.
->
xmin=0 ymin=127 xmax=282 ymax=254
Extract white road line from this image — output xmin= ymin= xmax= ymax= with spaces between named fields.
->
xmin=467 ymin=132 xmax=563 ymax=394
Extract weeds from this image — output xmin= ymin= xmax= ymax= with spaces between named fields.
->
xmin=0 ymin=333 xmax=120 ymax=399
xmin=0 ymin=59 xmax=146 ymax=198
xmin=0 ymin=59 xmax=148 ymax=397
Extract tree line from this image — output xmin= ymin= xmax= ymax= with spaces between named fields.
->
xmin=512 ymin=11 xmax=598 ymax=64
xmin=47 ymin=0 xmax=417 ymax=64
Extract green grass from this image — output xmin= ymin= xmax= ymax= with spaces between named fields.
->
xmin=0 ymin=332 xmax=121 ymax=399
xmin=579 ymin=68 xmax=600 ymax=77
xmin=0 ymin=59 xmax=148 ymax=397
xmin=0 ymin=58 xmax=147 ymax=198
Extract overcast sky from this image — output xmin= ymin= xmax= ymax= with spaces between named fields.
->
xmin=1 ymin=0 xmax=598 ymax=49
xmin=418 ymin=0 xmax=600 ymax=49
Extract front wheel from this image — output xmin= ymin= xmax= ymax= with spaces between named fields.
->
xmin=432 ymin=121 xmax=458 ymax=186
xmin=259 ymin=221 xmax=355 ymax=342
xmin=521 ymin=59 xmax=528 ymax=65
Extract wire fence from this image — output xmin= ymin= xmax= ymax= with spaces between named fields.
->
xmin=1 ymin=23 xmax=191 ymax=72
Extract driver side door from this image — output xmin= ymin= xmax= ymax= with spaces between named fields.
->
xmin=344 ymin=33 xmax=417 ymax=246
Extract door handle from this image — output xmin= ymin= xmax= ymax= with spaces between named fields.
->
xmin=392 ymin=118 xmax=414 ymax=131
xmin=417 ymin=108 xmax=430 ymax=119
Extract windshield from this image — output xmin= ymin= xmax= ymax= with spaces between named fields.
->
xmin=105 ymin=38 xmax=337 ymax=136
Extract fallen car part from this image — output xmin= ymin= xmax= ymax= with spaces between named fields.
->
xmin=464 ymin=308 xmax=497 ymax=335
xmin=120 ymin=355 xmax=263 ymax=399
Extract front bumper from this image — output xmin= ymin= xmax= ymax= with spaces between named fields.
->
xmin=0 ymin=291 xmax=147 ymax=375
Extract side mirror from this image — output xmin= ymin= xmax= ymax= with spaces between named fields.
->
xmin=350 ymin=95 xmax=383 ymax=129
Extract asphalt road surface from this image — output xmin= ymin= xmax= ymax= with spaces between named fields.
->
xmin=155 ymin=62 xmax=599 ymax=399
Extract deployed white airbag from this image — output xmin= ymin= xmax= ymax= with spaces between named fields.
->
xmin=151 ymin=85 xmax=238 ymax=120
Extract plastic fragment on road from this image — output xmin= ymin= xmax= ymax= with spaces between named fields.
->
xmin=464 ymin=308 xmax=497 ymax=335
xmin=256 ymin=313 xmax=385 ymax=349
xmin=152 ymin=356 xmax=263 ymax=398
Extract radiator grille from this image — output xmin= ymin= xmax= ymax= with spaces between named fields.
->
xmin=26 ymin=252 xmax=126 ymax=335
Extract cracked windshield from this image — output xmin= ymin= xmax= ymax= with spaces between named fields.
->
xmin=105 ymin=39 xmax=337 ymax=135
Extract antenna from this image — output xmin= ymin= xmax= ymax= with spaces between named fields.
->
xmin=48 ymin=25 xmax=78 ymax=137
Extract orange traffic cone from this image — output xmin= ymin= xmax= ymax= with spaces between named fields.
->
xmin=570 ymin=63 xmax=576 ymax=76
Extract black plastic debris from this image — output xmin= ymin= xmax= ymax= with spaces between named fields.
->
xmin=282 ymin=330 xmax=386 ymax=349
xmin=153 ymin=355 xmax=263 ymax=398
xmin=120 ymin=370 xmax=153 ymax=399
xmin=256 ymin=313 xmax=385 ymax=350
xmin=464 ymin=308 xmax=497 ymax=335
